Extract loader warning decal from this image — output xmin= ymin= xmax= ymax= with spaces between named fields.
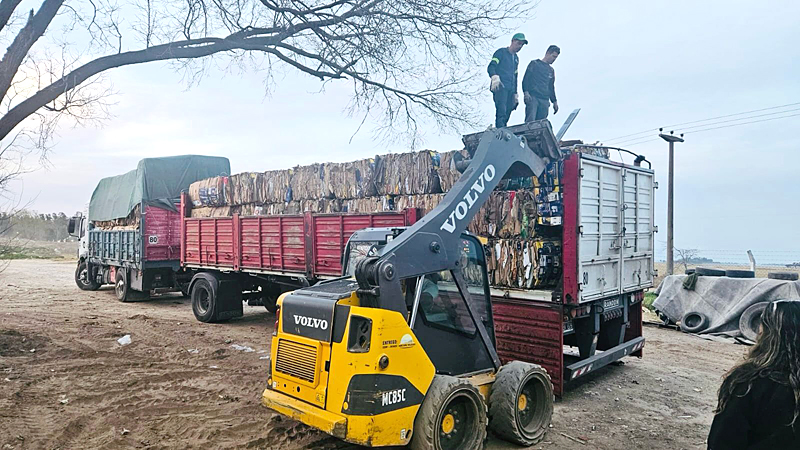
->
xmin=342 ymin=374 xmax=424 ymax=416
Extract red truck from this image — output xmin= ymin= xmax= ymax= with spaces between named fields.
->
xmin=180 ymin=127 xmax=655 ymax=396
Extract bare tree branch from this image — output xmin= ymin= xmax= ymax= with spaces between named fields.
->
xmin=0 ymin=0 xmax=64 ymax=103
xmin=0 ymin=0 xmax=23 ymax=34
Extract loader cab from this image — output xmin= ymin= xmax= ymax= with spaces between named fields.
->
xmin=343 ymin=228 xmax=496 ymax=376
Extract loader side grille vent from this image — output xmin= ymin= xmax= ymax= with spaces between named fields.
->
xmin=275 ymin=339 xmax=318 ymax=383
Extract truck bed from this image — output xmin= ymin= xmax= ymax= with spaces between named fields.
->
xmin=181 ymin=204 xmax=419 ymax=279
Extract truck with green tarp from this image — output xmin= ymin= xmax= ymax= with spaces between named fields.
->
xmin=68 ymin=155 xmax=230 ymax=301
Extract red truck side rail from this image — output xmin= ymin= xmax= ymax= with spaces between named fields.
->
xmin=180 ymin=192 xmax=417 ymax=279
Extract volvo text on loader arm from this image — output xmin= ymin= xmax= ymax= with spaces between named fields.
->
xmin=262 ymin=122 xmax=560 ymax=450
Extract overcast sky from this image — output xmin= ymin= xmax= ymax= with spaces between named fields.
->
xmin=10 ymin=0 xmax=800 ymax=264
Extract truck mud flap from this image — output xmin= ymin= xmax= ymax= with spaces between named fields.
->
xmin=564 ymin=336 xmax=645 ymax=382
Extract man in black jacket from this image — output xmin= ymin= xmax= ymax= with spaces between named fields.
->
xmin=487 ymin=33 xmax=527 ymax=128
xmin=522 ymin=45 xmax=560 ymax=122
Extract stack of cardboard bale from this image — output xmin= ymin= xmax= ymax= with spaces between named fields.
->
xmin=187 ymin=150 xmax=570 ymax=289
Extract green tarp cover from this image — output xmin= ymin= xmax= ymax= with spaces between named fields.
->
xmin=89 ymin=155 xmax=230 ymax=221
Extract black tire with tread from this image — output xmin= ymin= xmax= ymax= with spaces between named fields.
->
xmin=768 ymin=272 xmax=799 ymax=281
xmin=696 ymin=267 xmax=725 ymax=277
xmin=680 ymin=311 xmax=709 ymax=333
xmin=409 ymin=375 xmax=487 ymax=450
xmin=75 ymin=261 xmax=100 ymax=291
xmin=192 ymin=278 xmax=219 ymax=323
xmin=739 ymin=302 xmax=768 ymax=341
xmin=115 ymin=269 xmax=131 ymax=302
xmin=726 ymin=269 xmax=755 ymax=279
xmin=264 ymin=296 xmax=279 ymax=313
xmin=488 ymin=361 xmax=553 ymax=446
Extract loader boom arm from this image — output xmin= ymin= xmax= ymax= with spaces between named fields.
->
xmin=354 ymin=122 xmax=560 ymax=315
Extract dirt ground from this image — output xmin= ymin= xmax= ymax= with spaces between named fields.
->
xmin=0 ymin=260 xmax=746 ymax=450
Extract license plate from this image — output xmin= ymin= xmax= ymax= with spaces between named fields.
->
xmin=603 ymin=298 xmax=621 ymax=309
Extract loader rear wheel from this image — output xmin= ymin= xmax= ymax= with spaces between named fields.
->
xmin=410 ymin=375 xmax=487 ymax=450
xmin=489 ymin=361 xmax=553 ymax=446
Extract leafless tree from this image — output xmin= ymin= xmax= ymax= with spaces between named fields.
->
xmin=675 ymin=248 xmax=699 ymax=272
xmin=0 ymin=0 xmax=534 ymax=153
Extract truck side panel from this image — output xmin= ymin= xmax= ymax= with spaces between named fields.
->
xmin=183 ymin=217 xmax=236 ymax=268
xmin=240 ymin=216 xmax=306 ymax=273
xmin=311 ymin=214 xmax=409 ymax=277
xmin=492 ymin=298 xmax=565 ymax=395
xmin=89 ymin=229 xmax=139 ymax=265
xmin=142 ymin=206 xmax=182 ymax=261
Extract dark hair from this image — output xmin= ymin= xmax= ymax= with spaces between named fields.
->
xmin=716 ymin=300 xmax=800 ymax=426
xmin=546 ymin=45 xmax=560 ymax=55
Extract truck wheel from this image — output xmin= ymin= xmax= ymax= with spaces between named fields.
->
xmin=192 ymin=278 xmax=219 ymax=323
xmin=115 ymin=269 xmax=131 ymax=302
xmin=75 ymin=261 xmax=100 ymax=291
xmin=410 ymin=375 xmax=487 ymax=450
xmin=680 ymin=311 xmax=709 ymax=333
xmin=739 ymin=302 xmax=768 ymax=341
xmin=264 ymin=296 xmax=279 ymax=314
xmin=488 ymin=361 xmax=553 ymax=446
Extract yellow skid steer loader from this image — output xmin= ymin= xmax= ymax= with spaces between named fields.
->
xmin=263 ymin=123 xmax=559 ymax=449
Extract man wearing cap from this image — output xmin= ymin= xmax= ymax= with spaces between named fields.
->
xmin=522 ymin=45 xmax=560 ymax=122
xmin=488 ymin=33 xmax=527 ymax=128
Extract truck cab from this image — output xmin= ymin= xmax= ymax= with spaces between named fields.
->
xmin=67 ymin=212 xmax=95 ymax=290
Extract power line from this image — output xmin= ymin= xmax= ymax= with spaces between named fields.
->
xmin=603 ymin=101 xmax=800 ymax=143
xmin=611 ymin=110 xmax=800 ymax=147
xmin=664 ymin=101 xmax=800 ymax=129
xmin=683 ymin=112 xmax=800 ymax=135
xmin=676 ymin=106 xmax=800 ymax=132
xmin=626 ymin=138 xmax=659 ymax=147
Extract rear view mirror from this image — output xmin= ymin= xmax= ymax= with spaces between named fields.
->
xmin=67 ymin=217 xmax=78 ymax=237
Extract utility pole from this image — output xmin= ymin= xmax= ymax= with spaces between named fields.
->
xmin=659 ymin=130 xmax=684 ymax=276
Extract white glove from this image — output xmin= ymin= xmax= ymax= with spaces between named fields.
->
xmin=523 ymin=92 xmax=532 ymax=103
xmin=490 ymin=75 xmax=502 ymax=92
xmin=513 ymin=93 xmax=519 ymax=107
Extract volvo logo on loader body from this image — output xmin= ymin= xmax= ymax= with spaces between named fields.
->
xmin=440 ymin=164 xmax=496 ymax=234
xmin=294 ymin=315 xmax=329 ymax=330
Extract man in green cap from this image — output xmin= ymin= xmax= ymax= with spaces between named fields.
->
xmin=487 ymin=33 xmax=527 ymax=128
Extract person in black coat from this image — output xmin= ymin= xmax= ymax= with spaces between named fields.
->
xmin=708 ymin=299 xmax=800 ymax=449
xmin=487 ymin=33 xmax=527 ymax=128
xmin=522 ymin=45 xmax=560 ymax=122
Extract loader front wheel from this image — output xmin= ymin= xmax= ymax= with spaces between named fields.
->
xmin=410 ymin=375 xmax=487 ymax=450
xmin=489 ymin=361 xmax=553 ymax=446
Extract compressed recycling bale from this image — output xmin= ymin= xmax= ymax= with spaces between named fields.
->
xmin=188 ymin=176 xmax=230 ymax=207
xmin=323 ymin=158 xmax=378 ymax=199
xmin=485 ymin=238 xmax=562 ymax=289
xmin=190 ymin=206 xmax=232 ymax=218
xmin=374 ymin=151 xmax=441 ymax=196
xmin=228 ymin=172 xmax=266 ymax=205
xmin=288 ymin=164 xmax=327 ymax=201
xmin=437 ymin=150 xmax=468 ymax=192
xmin=261 ymin=169 xmax=292 ymax=204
